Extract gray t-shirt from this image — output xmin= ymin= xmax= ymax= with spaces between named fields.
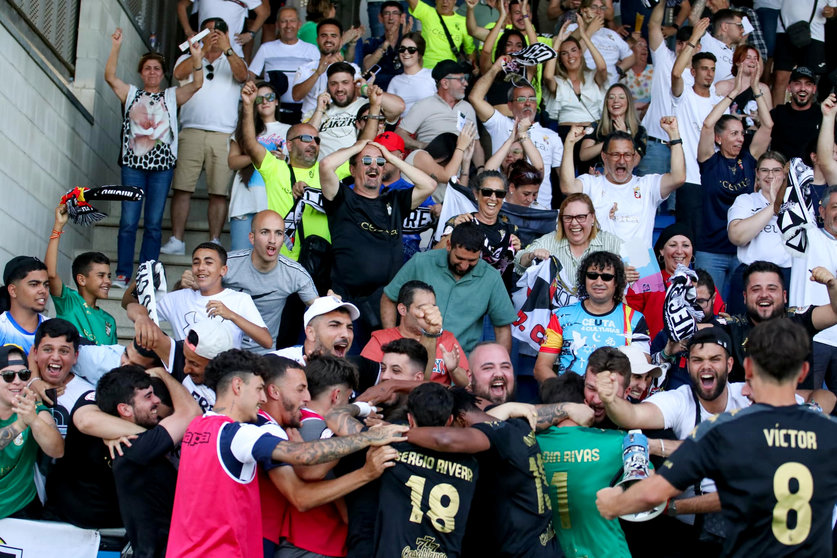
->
xmin=223 ymin=250 xmax=318 ymax=353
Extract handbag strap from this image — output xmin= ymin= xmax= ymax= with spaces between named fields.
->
xmin=436 ymin=9 xmax=462 ymax=59
xmin=780 ymin=0 xmax=819 ymax=31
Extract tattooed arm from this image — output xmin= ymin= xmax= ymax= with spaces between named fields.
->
xmin=324 ymin=404 xmax=367 ymax=437
xmin=271 ymin=424 xmax=408 ymax=465
xmin=0 ymin=420 xmax=24 ymax=451
xmin=535 ymin=402 xmax=594 ymax=431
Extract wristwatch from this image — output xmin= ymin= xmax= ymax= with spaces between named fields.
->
xmin=224 ymin=48 xmax=234 ymax=57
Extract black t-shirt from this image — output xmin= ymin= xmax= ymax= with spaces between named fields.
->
xmin=462 ymin=418 xmax=558 ymax=558
xmin=324 ymin=184 xmax=413 ymax=297
xmin=769 ymin=104 xmax=822 ymax=161
xmin=659 ymin=404 xmax=837 ymax=557
xmin=374 ymin=441 xmax=479 ymax=558
xmin=45 ymin=390 xmax=122 ymax=528
xmin=443 ymin=214 xmax=519 ymax=290
xmin=724 ymin=308 xmax=818 ymax=383
xmin=336 ymin=447 xmax=380 ymax=558
xmin=113 ymin=425 xmax=177 ymax=558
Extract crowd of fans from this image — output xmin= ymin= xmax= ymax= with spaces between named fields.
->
xmin=3 ymin=0 xmax=837 ymax=556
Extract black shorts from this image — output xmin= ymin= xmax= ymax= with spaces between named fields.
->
xmin=773 ymin=34 xmax=827 ymax=74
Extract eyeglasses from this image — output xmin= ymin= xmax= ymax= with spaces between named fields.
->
xmin=255 ymin=93 xmax=277 ymax=104
xmin=586 ymin=272 xmax=615 ymax=282
xmin=561 ymin=212 xmax=590 ymax=223
xmin=444 ymin=75 xmax=469 ymax=83
xmin=513 ymin=96 xmax=538 ymax=103
xmin=289 ymin=134 xmax=321 ymax=145
xmin=726 ymin=21 xmax=744 ymax=29
xmin=382 ymin=9 xmax=402 ymax=16
xmin=605 ymin=151 xmax=635 ymax=161
xmin=361 ymin=156 xmax=386 ymax=166
xmin=589 ymin=4 xmax=606 ymax=10
xmin=757 ymin=167 xmax=783 ymax=175
xmin=398 ymin=46 xmax=419 ymax=54
xmin=205 ymin=63 xmax=214 ymax=81
xmin=695 ymin=297 xmax=712 ymax=306
xmin=1 ymin=369 xmax=31 ymax=383
xmin=479 ymin=188 xmax=507 ymax=199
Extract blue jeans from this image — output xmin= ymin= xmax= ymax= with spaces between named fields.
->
xmin=636 ymin=139 xmax=670 ymax=176
xmin=756 ymin=8 xmax=780 ymax=57
xmin=230 ymin=215 xmax=254 ymax=252
xmin=118 ymin=166 xmax=174 ymax=277
xmin=694 ymin=251 xmax=740 ymax=303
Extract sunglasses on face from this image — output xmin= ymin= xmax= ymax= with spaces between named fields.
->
xmin=2 ymin=369 xmax=31 ymax=383
xmin=586 ymin=271 xmax=615 ymax=282
xmin=289 ymin=134 xmax=321 ymax=145
xmin=361 ymin=156 xmax=386 ymax=167
xmin=480 ymin=188 xmax=507 ymax=199
xmin=205 ymin=63 xmax=214 ymax=81
xmin=444 ymin=75 xmax=469 ymax=83
xmin=398 ymin=46 xmax=419 ymax=54
xmin=255 ymin=92 xmax=277 ymax=104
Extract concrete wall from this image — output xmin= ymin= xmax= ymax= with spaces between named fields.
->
xmin=0 ymin=0 xmax=168 ymax=279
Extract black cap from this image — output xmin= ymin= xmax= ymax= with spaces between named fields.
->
xmin=687 ymin=327 xmax=732 ymax=354
xmin=431 ymin=59 xmax=470 ymax=82
xmin=0 ymin=344 xmax=27 ymax=370
xmin=654 ymin=222 xmax=693 ymax=265
xmin=790 ymin=66 xmax=816 ymax=83
xmin=3 ymin=256 xmax=43 ymax=286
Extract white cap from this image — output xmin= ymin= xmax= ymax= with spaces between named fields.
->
xmin=185 ymin=320 xmax=235 ymax=360
xmin=618 ymin=345 xmax=662 ymax=378
xmin=303 ymin=296 xmax=361 ymax=328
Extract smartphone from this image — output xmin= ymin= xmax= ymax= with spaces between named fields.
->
xmin=214 ymin=19 xmax=228 ymax=33
xmin=363 ymin=64 xmax=381 ymax=81
xmin=44 ymin=388 xmax=57 ymax=408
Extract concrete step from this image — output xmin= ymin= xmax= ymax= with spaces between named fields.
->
xmin=91 ymin=217 xmax=231 ymax=256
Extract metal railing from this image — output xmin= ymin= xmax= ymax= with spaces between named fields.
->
xmin=7 ymin=0 xmax=79 ymax=74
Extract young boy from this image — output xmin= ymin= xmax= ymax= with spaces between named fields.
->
xmin=128 ymin=242 xmax=272 ymax=349
xmin=46 ymin=204 xmax=116 ymax=344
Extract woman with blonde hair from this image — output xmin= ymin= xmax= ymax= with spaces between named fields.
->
xmin=579 ymin=82 xmax=647 ymax=167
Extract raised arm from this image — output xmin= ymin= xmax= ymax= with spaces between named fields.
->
xmin=174 ymin=39 xmax=205 ymax=106
xmin=239 ymin=81 xmax=268 ymax=168
xmin=818 ymin=94 xmax=837 ymax=185
xmin=45 ymin=204 xmax=69 ymax=298
xmin=578 ymin=15 xmax=609 ymax=87
xmin=470 ymin=55 xmax=507 ymax=122
xmin=319 ymin=140 xmax=369 ymax=200
xmin=176 ymin=0 xmax=196 ymax=38
xmin=809 ymin=267 xmax=837 ymax=331
xmin=465 ymin=0 xmax=491 ymax=43
xmin=477 ymin=3 xmax=506 ymax=73
xmin=647 ymin=0 xmax=666 ymax=52
xmin=13 ymin=387 xmax=64 ymax=458
xmin=372 ymin=140 xmax=438 ymax=209
xmin=728 ymin=172 xmax=783 ymax=246
xmin=104 ymin=28 xmax=130 ymax=104
xmin=149 ymin=367 xmax=201 ymax=442
xmin=747 ymin=58 xmax=773 ymax=159
xmin=698 ymin=80 xmax=739 ymax=163
xmin=672 ymin=18 xmax=709 ymax=97
xmin=559 ymin=126 xmax=586 ymax=194
xmin=293 ymin=55 xmax=335 ymax=101
xmin=596 ymin=371 xmax=666 ymax=429
xmin=517 ymin=118 xmax=545 ymax=172
xmin=659 ymin=116 xmax=686 ymax=198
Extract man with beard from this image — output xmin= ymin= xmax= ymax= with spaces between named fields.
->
xmin=274 ymin=296 xmax=360 ymax=363
xmin=560 ymin=119 xmax=685 ymax=252
xmin=307 ymin=62 xmax=404 ymax=158
xmin=470 ymin=57 xmax=563 ymax=209
xmin=725 ymin=261 xmax=837 ymax=385
xmin=95 ymin=365 xmax=201 ymax=557
xmin=382 ymin=223 xmax=516 ymax=354
xmin=292 ymin=19 xmax=361 ymax=116
xmin=770 ymin=66 xmax=824 ymax=163
xmin=320 ymin=139 xmax=437 ymax=342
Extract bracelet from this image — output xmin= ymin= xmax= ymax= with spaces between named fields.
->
xmin=367 ymin=114 xmax=386 ymax=120
xmin=193 ymin=65 xmax=202 ymax=71
xmin=456 ymin=147 xmax=465 ymax=152
xmin=420 ymin=327 xmax=444 ymax=338
xmin=726 ymin=95 xmax=735 ymax=102
xmin=668 ymin=138 xmax=683 ymax=146
xmin=660 ymin=439 xmax=666 ymax=457
xmin=27 ymin=377 xmax=43 ymax=388
xmin=753 ymin=91 xmax=764 ymax=99
xmin=50 ymin=229 xmax=64 ymax=240
xmin=246 ymin=29 xmax=256 ymax=37
xmin=687 ymin=41 xmax=697 ymax=48
xmin=523 ymin=14 xmax=530 ymax=18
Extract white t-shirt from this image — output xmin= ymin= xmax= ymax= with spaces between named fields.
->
xmin=483 ymin=110 xmax=563 ymax=208
xmin=727 ymin=191 xmax=792 ymax=267
xmin=545 ymin=70 xmax=606 ymax=123
xmin=672 ymin=84 xmax=723 ymax=184
xmin=779 ymin=0 xmax=837 ymax=43
xmin=387 ymin=69 xmax=437 ymax=114
xmin=579 ymin=173 xmax=665 ymax=251
xmin=789 ymin=227 xmax=837 ymax=347
xmin=249 ymin=39 xmax=321 ymax=104
xmin=399 ymin=94 xmax=480 ymax=143
xmin=699 ymin=33 xmax=734 ymax=83
xmin=311 ymin=97 xmax=366 ymax=158
xmin=194 ymin=0 xmax=263 ymax=57
xmin=642 ymin=43 xmax=693 ymax=140
xmin=293 ymin=60 xmax=361 ymax=115
xmin=272 ymin=344 xmax=306 ymax=365
xmin=177 ymin=53 xmax=242 ymax=133
xmin=157 ymin=287 xmax=267 ymax=347
xmin=54 ymin=375 xmax=96 ymax=438
xmin=575 ymin=26 xmax=633 ymax=86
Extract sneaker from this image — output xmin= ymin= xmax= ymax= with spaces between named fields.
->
xmin=160 ymin=236 xmax=186 ymax=255
xmin=110 ymin=275 xmax=130 ymax=289
xmin=210 ymin=237 xmax=222 ymax=247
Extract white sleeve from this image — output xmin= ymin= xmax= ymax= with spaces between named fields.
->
xmin=233 ymin=292 xmax=268 ymax=328
xmin=646 ymin=388 xmax=688 ymax=431
xmin=727 ymin=194 xmax=754 ymax=224
xmin=550 ymin=132 xmax=564 ymax=169
xmin=228 ymin=423 xmax=269 ymax=465
xmin=249 ymin=46 xmax=266 ymax=76
xmin=156 ymin=292 xmax=175 ymax=325
xmin=617 ymin=35 xmax=633 ymax=58
xmin=293 ymin=63 xmax=315 ymax=87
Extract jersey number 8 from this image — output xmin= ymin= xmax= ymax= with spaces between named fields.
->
xmin=772 ymin=462 xmax=813 ymax=546
xmin=406 ymin=475 xmax=461 ymax=534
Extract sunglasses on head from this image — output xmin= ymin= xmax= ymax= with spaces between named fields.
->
xmin=289 ymin=134 xmax=321 ymax=145
xmin=480 ymin=188 xmax=506 ymax=199
xmin=205 ymin=63 xmax=214 ymax=81
xmin=2 ymin=369 xmax=31 ymax=383
xmin=398 ymin=46 xmax=419 ymax=54
xmin=255 ymin=92 xmax=277 ymax=104
xmin=361 ymin=156 xmax=386 ymax=167
xmin=586 ymin=271 xmax=615 ymax=282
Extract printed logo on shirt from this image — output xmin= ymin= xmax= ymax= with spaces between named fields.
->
xmin=402 ymin=536 xmax=445 ymax=558
xmin=183 ymin=430 xmax=212 ymax=446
